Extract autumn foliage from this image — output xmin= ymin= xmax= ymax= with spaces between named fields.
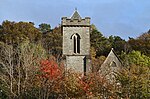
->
xmin=78 ymin=76 xmax=93 ymax=96
xmin=40 ymin=59 xmax=62 ymax=80
xmin=0 ymin=21 xmax=150 ymax=98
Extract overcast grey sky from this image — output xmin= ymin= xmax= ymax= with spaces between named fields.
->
xmin=0 ymin=0 xmax=150 ymax=40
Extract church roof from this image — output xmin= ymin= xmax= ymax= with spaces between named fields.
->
xmin=102 ymin=48 xmax=122 ymax=66
xmin=99 ymin=48 xmax=122 ymax=76
xmin=71 ymin=10 xmax=81 ymax=20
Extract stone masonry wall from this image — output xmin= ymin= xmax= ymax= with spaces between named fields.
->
xmin=66 ymin=56 xmax=85 ymax=73
xmin=62 ymin=12 xmax=91 ymax=73
xmin=63 ymin=26 xmax=90 ymax=55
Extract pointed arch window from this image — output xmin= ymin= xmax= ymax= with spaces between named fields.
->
xmin=71 ymin=33 xmax=81 ymax=54
xmin=110 ymin=61 xmax=117 ymax=67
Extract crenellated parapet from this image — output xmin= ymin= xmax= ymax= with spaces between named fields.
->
xmin=61 ymin=17 xmax=90 ymax=26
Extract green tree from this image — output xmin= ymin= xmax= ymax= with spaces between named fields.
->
xmin=108 ymin=35 xmax=126 ymax=55
xmin=0 ymin=20 xmax=42 ymax=44
xmin=116 ymin=64 xmax=150 ymax=99
xmin=128 ymin=30 xmax=150 ymax=56
xmin=90 ymin=24 xmax=111 ymax=57
xmin=90 ymin=47 xmax=106 ymax=72
xmin=42 ymin=26 xmax=62 ymax=58
xmin=116 ymin=51 xmax=150 ymax=99
xmin=39 ymin=23 xmax=51 ymax=33
xmin=127 ymin=50 xmax=150 ymax=68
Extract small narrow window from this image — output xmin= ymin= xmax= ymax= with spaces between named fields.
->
xmin=77 ymin=36 xmax=80 ymax=53
xmin=74 ymin=36 xmax=76 ymax=53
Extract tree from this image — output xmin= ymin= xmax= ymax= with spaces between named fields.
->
xmin=90 ymin=47 xmax=106 ymax=72
xmin=40 ymin=59 xmax=62 ymax=80
xmin=37 ymin=57 xmax=64 ymax=99
xmin=90 ymin=24 xmax=111 ymax=57
xmin=85 ymin=73 xmax=119 ymax=98
xmin=108 ymin=35 xmax=126 ymax=55
xmin=63 ymin=71 xmax=86 ymax=98
xmin=39 ymin=23 xmax=51 ymax=33
xmin=116 ymin=64 xmax=150 ymax=99
xmin=0 ymin=40 xmax=46 ymax=98
xmin=116 ymin=50 xmax=150 ymax=99
xmin=128 ymin=30 xmax=150 ymax=56
xmin=42 ymin=26 xmax=62 ymax=59
xmin=127 ymin=50 xmax=150 ymax=67
xmin=0 ymin=20 xmax=42 ymax=44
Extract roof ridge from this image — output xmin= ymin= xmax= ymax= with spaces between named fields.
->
xmin=110 ymin=48 xmax=123 ymax=64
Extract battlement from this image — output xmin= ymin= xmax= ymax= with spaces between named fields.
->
xmin=61 ymin=17 xmax=90 ymax=26
xmin=61 ymin=10 xmax=90 ymax=26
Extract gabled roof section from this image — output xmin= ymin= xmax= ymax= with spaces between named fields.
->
xmin=99 ymin=48 xmax=123 ymax=76
xmin=103 ymin=48 xmax=122 ymax=66
xmin=100 ymin=48 xmax=122 ymax=69
xmin=110 ymin=48 xmax=122 ymax=64
xmin=71 ymin=10 xmax=81 ymax=20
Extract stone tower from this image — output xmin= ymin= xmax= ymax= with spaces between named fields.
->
xmin=62 ymin=10 xmax=91 ymax=73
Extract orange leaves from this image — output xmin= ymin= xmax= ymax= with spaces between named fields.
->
xmin=40 ymin=59 xmax=62 ymax=80
xmin=78 ymin=76 xmax=93 ymax=96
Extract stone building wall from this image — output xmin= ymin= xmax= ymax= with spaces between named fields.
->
xmin=66 ymin=56 xmax=85 ymax=73
xmin=63 ymin=27 xmax=90 ymax=55
xmin=100 ymin=48 xmax=122 ymax=80
xmin=62 ymin=10 xmax=91 ymax=73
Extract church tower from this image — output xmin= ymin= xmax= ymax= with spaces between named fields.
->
xmin=62 ymin=10 xmax=91 ymax=73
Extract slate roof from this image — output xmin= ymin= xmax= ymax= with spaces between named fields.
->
xmin=71 ymin=10 xmax=81 ymax=20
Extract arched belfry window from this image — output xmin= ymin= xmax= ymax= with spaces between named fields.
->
xmin=71 ymin=33 xmax=81 ymax=54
